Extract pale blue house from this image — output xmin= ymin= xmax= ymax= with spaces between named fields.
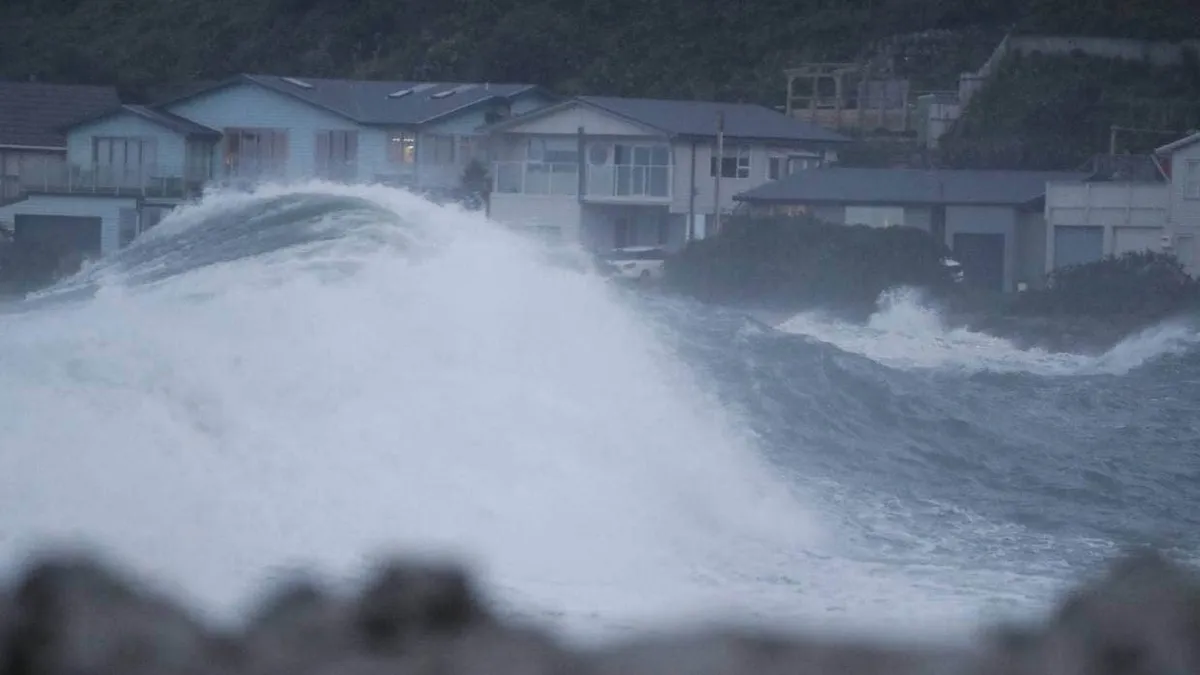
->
xmin=152 ymin=74 xmax=555 ymax=190
xmin=0 ymin=74 xmax=556 ymax=267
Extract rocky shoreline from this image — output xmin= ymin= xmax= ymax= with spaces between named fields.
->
xmin=1 ymin=549 xmax=1196 ymax=675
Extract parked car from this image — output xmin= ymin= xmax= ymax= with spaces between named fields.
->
xmin=597 ymin=246 xmax=669 ymax=281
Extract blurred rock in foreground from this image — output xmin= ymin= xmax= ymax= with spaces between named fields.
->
xmin=0 ymin=549 xmax=1196 ymax=675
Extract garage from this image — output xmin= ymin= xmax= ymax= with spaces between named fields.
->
xmin=1053 ymin=225 xmax=1103 ymax=269
xmin=953 ymin=232 xmax=1005 ymax=292
xmin=1112 ymin=226 xmax=1160 ymax=256
xmin=12 ymin=214 xmax=103 ymax=281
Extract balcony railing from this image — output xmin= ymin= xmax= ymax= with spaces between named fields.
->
xmin=494 ymin=161 xmax=579 ymax=196
xmin=585 ymin=163 xmax=672 ymax=200
xmin=16 ymin=157 xmax=206 ymax=199
xmin=493 ymin=161 xmax=673 ymax=200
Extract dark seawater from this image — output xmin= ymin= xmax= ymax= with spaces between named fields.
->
xmin=1 ymin=183 xmax=1196 ymax=643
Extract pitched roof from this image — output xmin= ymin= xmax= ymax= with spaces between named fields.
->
xmin=1155 ymin=131 xmax=1200 ymax=155
xmin=0 ymin=81 xmax=121 ymax=148
xmin=577 ymin=96 xmax=851 ymax=143
xmin=735 ymin=167 xmax=1092 ymax=205
xmin=158 ymin=74 xmax=550 ymax=126
xmin=63 ymin=104 xmax=221 ymax=138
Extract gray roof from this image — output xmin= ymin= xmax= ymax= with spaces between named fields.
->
xmin=735 ymin=167 xmax=1092 ymax=205
xmin=0 ymin=80 xmax=121 ymax=148
xmin=62 ymin=104 xmax=221 ymax=138
xmin=578 ymin=96 xmax=850 ymax=143
xmin=159 ymin=74 xmax=549 ymax=126
xmin=486 ymin=95 xmax=850 ymax=144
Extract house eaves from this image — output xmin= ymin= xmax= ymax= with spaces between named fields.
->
xmin=478 ymin=97 xmax=674 ymax=136
xmin=1155 ymin=131 xmax=1200 ymax=155
xmin=56 ymin=104 xmax=221 ymax=138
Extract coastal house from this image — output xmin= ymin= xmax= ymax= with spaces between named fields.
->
xmin=0 ymin=80 xmax=124 ymax=269
xmin=150 ymin=74 xmax=556 ymax=190
xmin=733 ymin=167 xmax=1089 ymax=292
xmin=481 ymin=96 xmax=851 ymax=250
xmin=1 ymin=74 xmax=556 ymax=270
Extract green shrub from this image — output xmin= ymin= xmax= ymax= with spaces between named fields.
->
xmin=663 ymin=214 xmax=957 ymax=315
xmin=1009 ymin=250 xmax=1199 ymax=319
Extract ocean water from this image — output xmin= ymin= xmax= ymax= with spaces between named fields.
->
xmin=0 ymin=182 xmax=1196 ymax=644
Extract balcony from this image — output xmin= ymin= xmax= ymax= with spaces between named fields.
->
xmin=494 ymin=161 xmax=579 ymax=196
xmin=585 ymin=163 xmax=672 ymax=202
xmin=15 ymin=157 xmax=205 ymax=200
xmin=493 ymin=161 xmax=672 ymax=201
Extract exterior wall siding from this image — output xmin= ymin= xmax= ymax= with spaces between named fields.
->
xmin=67 ymin=114 xmax=188 ymax=172
xmin=671 ymin=141 xmax=780 ymax=216
xmin=1170 ymin=143 xmax=1200 ymax=249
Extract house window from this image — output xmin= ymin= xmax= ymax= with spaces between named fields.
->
xmin=316 ymin=130 xmax=358 ymax=180
xmin=610 ymin=143 xmax=670 ymax=197
xmin=223 ymin=128 xmax=287 ymax=178
xmin=710 ymin=145 xmax=750 ymax=179
xmin=426 ymin=134 xmax=456 ymax=164
xmin=768 ymin=156 xmax=785 ymax=180
xmin=789 ymin=156 xmax=815 ymax=173
xmin=1185 ymin=159 xmax=1200 ymax=200
xmin=94 ymin=136 xmax=157 ymax=187
xmin=525 ymin=137 xmax=578 ymax=196
xmin=845 ymin=205 xmax=905 ymax=228
xmin=388 ymin=131 xmax=416 ymax=164
xmin=185 ymin=139 xmax=213 ymax=182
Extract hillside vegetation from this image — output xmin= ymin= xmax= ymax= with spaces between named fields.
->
xmin=941 ymin=49 xmax=1200 ymax=169
xmin=1 ymin=0 xmax=1196 ymax=106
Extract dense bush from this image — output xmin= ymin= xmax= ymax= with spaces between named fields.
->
xmin=1008 ymin=250 xmax=1200 ymax=319
xmin=941 ymin=50 xmax=1200 ymax=170
xmin=662 ymin=214 xmax=957 ymax=316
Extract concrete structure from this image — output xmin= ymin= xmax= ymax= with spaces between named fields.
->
xmin=1044 ymin=180 xmax=1170 ymax=272
xmin=734 ymin=167 xmax=1088 ymax=292
xmin=482 ymin=96 xmax=851 ymax=251
xmin=1042 ymin=143 xmax=1200 ymax=276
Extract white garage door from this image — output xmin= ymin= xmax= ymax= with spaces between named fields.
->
xmin=1112 ymin=226 xmax=1160 ymax=256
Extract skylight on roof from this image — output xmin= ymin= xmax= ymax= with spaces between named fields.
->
xmin=281 ymin=77 xmax=313 ymax=89
xmin=388 ymin=88 xmax=413 ymax=98
xmin=430 ymin=89 xmax=456 ymax=99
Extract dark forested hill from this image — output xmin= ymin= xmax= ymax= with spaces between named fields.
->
xmin=1 ymin=0 xmax=1196 ymax=105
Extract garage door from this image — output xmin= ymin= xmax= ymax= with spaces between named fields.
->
xmin=12 ymin=214 xmax=103 ymax=281
xmin=1053 ymin=225 xmax=1103 ymax=269
xmin=14 ymin=214 xmax=102 ymax=255
xmin=1112 ymin=226 xmax=1159 ymax=256
xmin=953 ymin=232 xmax=1005 ymax=292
